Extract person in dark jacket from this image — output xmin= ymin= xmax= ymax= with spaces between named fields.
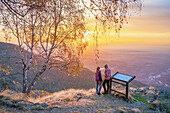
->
xmin=95 ymin=67 xmax=102 ymax=95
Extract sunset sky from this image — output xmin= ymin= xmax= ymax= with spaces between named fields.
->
xmin=118 ymin=0 xmax=170 ymax=44
xmin=0 ymin=0 xmax=170 ymax=45
xmin=85 ymin=0 xmax=170 ymax=45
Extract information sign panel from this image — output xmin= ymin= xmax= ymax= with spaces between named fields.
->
xmin=110 ymin=72 xmax=136 ymax=99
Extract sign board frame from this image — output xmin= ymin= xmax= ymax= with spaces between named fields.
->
xmin=109 ymin=72 xmax=136 ymax=99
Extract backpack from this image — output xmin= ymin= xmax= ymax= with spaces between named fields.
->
xmin=95 ymin=72 xmax=99 ymax=81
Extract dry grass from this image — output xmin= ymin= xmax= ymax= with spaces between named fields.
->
xmin=0 ymin=90 xmax=28 ymax=101
xmin=0 ymin=88 xmax=97 ymax=108
xmin=35 ymin=88 xmax=96 ymax=107
xmin=0 ymin=89 xmax=50 ymax=103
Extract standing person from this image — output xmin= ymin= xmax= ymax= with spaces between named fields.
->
xmin=103 ymin=64 xmax=111 ymax=94
xmin=95 ymin=67 xmax=102 ymax=95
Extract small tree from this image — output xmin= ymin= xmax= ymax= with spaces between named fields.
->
xmin=0 ymin=0 xmax=142 ymax=95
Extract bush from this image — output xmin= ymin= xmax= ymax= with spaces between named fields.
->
xmin=31 ymin=105 xmax=44 ymax=110
xmin=162 ymin=104 xmax=170 ymax=110
xmin=148 ymin=106 xmax=156 ymax=111
xmin=103 ymin=106 xmax=112 ymax=109
xmin=132 ymin=95 xmax=148 ymax=104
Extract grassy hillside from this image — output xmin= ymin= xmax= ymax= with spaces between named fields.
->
xmin=0 ymin=86 xmax=169 ymax=112
xmin=0 ymin=42 xmax=95 ymax=92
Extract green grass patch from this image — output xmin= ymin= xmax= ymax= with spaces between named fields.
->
xmin=162 ymin=104 xmax=170 ymax=110
xmin=132 ymin=95 xmax=148 ymax=104
xmin=147 ymin=106 xmax=156 ymax=111
xmin=103 ymin=106 xmax=112 ymax=109
xmin=76 ymin=106 xmax=82 ymax=108
xmin=90 ymin=97 xmax=99 ymax=100
xmin=72 ymin=111 xmax=81 ymax=113
xmin=97 ymin=109 xmax=103 ymax=113
xmin=86 ymin=105 xmax=91 ymax=108
xmin=31 ymin=105 xmax=44 ymax=110
xmin=4 ymin=96 xmax=11 ymax=100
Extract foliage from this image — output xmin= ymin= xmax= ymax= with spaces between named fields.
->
xmin=103 ymin=106 xmax=112 ymax=109
xmin=90 ymin=97 xmax=99 ymax=100
xmin=132 ymin=95 xmax=148 ymax=104
xmin=31 ymin=105 xmax=44 ymax=110
xmin=82 ymin=0 xmax=142 ymax=32
xmin=147 ymin=106 xmax=156 ymax=111
xmin=162 ymin=103 xmax=170 ymax=110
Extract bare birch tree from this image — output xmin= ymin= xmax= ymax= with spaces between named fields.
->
xmin=0 ymin=0 xmax=142 ymax=95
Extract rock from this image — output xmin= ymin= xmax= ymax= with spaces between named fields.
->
xmin=34 ymin=103 xmax=40 ymax=106
xmin=13 ymin=103 xmax=20 ymax=107
xmin=128 ymin=88 xmax=132 ymax=92
xmin=152 ymin=95 xmax=158 ymax=100
xmin=163 ymin=91 xmax=170 ymax=99
xmin=154 ymin=89 xmax=158 ymax=93
xmin=114 ymin=109 xmax=128 ymax=113
xmin=18 ymin=101 xmax=33 ymax=106
xmin=76 ymin=93 xmax=82 ymax=101
xmin=6 ymin=100 xmax=14 ymax=107
xmin=159 ymin=89 xmax=164 ymax=94
xmin=149 ymin=86 xmax=155 ymax=90
xmin=146 ymin=90 xmax=155 ymax=95
xmin=18 ymin=106 xmax=26 ymax=110
xmin=152 ymin=100 xmax=159 ymax=108
xmin=40 ymin=103 xmax=49 ymax=107
xmin=136 ymin=88 xmax=141 ymax=92
xmin=130 ymin=108 xmax=141 ymax=113
xmin=143 ymin=88 xmax=149 ymax=92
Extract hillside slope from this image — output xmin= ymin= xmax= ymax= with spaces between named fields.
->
xmin=0 ymin=42 xmax=96 ymax=92
xmin=0 ymin=86 xmax=169 ymax=113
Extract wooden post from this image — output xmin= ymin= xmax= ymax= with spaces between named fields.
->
xmin=126 ymin=83 xmax=129 ymax=99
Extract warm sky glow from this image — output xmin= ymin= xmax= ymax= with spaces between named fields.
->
xmin=84 ymin=0 xmax=170 ymax=45
xmin=0 ymin=0 xmax=170 ymax=45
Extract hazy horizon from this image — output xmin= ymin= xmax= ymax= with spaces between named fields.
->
xmin=81 ymin=43 xmax=170 ymax=91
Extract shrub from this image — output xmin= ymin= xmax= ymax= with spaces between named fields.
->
xmin=148 ymin=106 xmax=156 ymax=111
xmin=31 ymin=105 xmax=44 ymax=110
xmin=103 ymin=106 xmax=112 ymax=109
xmin=162 ymin=104 xmax=170 ymax=110
xmin=132 ymin=95 xmax=148 ymax=104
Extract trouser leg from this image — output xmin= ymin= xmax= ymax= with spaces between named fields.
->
xmin=106 ymin=80 xmax=110 ymax=93
xmin=96 ymin=82 xmax=98 ymax=93
xmin=98 ymin=82 xmax=102 ymax=93
xmin=103 ymin=80 xmax=106 ymax=93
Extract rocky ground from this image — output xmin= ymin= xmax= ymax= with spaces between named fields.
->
xmin=0 ymin=86 xmax=170 ymax=113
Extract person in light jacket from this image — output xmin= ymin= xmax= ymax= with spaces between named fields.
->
xmin=103 ymin=64 xmax=111 ymax=94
